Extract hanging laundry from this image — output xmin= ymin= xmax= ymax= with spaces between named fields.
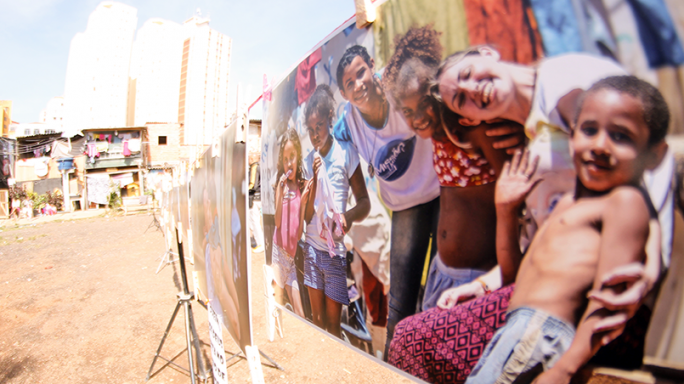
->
xmin=123 ymin=140 xmax=131 ymax=156
xmin=95 ymin=141 xmax=109 ymax=153
xmin=463 ymin=0 xmax=543 ymax=64
xmin=295 ymin=47 xmax=323 ymax=105
xmin=627 ymin=0 xmax=684 ymax=68
xmin=128 ymin=138 xmax=141 ymax=152
xmin=86 ymin=140 xmax=99 ymax=162
xmin=528 ymin=0 xmax=583 ymax=56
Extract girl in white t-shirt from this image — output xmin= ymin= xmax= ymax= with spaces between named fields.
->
xmin=302 ymin=84 xmax=370 ymax=338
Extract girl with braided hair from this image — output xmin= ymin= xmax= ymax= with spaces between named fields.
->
xmin=383 ymin=25 xmax=520 ymax=311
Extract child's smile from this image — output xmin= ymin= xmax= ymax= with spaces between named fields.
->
xmin=572 ymin=89 xmax=651 ymax=192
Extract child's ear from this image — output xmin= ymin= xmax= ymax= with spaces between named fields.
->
xmin=645 ymin=141 xmax=668 ymax=170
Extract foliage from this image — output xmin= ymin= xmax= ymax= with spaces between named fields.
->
xmin=9 ymin=186 xmax=27 ymax=201
xmin=107 ymin=181 xmax=122 ymax=209
xmin=9 ymin=186 xmax=64 ymax=212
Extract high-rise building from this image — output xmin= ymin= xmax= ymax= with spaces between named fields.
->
xmin=39 ymin=96 xmax=65 ymax=131
xmin=63 ymin=1 xmax=137 ymax=136
xmin=129 ymin=18 xmax=184 ymax=127
xmin=0 ymin=100 xmax=11 ymax=137
xmin=178 ymin=14 xmax=232 ymax=145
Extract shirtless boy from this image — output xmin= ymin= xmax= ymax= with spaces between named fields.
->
xmin=466 ymin=75 xmax=668 ymax=384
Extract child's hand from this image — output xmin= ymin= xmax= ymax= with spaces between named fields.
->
xmin=313 ymin=155 xmax=322 ymax=178
xmin=279 ymin=171 xmax=290 ymax=188
xmin=436 ymin=281 xmax=484 ymax=309
xmin=302 ymin=179 xmax=314 ymax=203
xmin=588 ymin=262 xmax=647 ymax=343
xmin=531 ymin=367 xmax=572 ymax=384
xmin=495 ymin=149 xmax=541 ymax=210
xmin=485 ymin=120 xmax=526 ymax=154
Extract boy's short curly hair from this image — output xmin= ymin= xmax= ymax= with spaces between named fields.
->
xmin=576 ymin=75 xmax=670 ymax=146
xmin=336 ymin=45 xmax=373 ymax=90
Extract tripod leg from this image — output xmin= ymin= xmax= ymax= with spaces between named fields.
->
xmin=182 ymin=299 xmax=197 ymax=383
xmin=187 ymin=305 xmax=207 ymax=380
xmin=146 ymin=301 xmax=182 ymax=381
xmin=259 ymin=349 xmax=285 ymax=371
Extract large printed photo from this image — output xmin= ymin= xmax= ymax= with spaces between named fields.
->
xmin=191 ymin=120 xmax=252 ymax=353
xmin=261 ymin=0 xmax=684 ymax=382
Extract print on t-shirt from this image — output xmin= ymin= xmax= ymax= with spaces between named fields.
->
xmin=373 ymin=136 xmax=416 ymax=182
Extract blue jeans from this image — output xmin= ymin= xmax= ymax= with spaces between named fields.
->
xmin=466 ymin=307 xmax=575 ymax=384
xmin=421 ymin=255 xmax=486 ymax=311
xmin=384 ymin=196 xmax=440 ymax=358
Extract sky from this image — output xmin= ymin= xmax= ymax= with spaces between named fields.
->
xmin=0 ymin=0 xmax=356 ymax=123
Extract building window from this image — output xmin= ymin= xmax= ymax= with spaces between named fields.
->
xmin=158 ymin=136 xmax=167 ymax=145
xmin=46 ymin=129 xmax=55 ymax=134
xmin=24 ymin=129 xmax=30 ymax=135
xmin=34 ymin=129 xmax=40 ymax=134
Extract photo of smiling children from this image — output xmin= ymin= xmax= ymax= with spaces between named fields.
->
xmin=466 ymin=75 xmax=667 ymax=384
xmin=272 ymin=128 xmax=309 ymax=317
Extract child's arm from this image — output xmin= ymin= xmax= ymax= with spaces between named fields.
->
xmin=494 ymin=149 xmax=541 ymax=284
xmin=274 ymin=172 xmax=286 ymax=226
xmin=304 ymin=156 xmax=322 ymax=223
xmin=588 ymin=218 xmax=661 ymax=338
xmin=437 ymin=265 xmax=503 ymax=308
xmin=533 ymin=188 xmax=653 ymax=384
xmin=468 ymin=123 xmax=512 ymax=176
xmin=341 ymin=165 xmax=370 ymax=233
xmin=298 ymin=180 xmax=314 ymax=241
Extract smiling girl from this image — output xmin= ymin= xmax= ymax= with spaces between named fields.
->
xmin=272 ymin=128 xmax=309 ymax=317
xmin=303 ymin=84 xmax=370 ymax=337
xmin=382 ymin=26 xmax=516 ymax=310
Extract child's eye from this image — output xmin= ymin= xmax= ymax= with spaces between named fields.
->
xmin=610 ymin=131 xmax=632 ymax=143
xmin=580 ymin=126 xmax=597 ymax=136
xmin=461 ymin=67 xmax=471 ymax=81
xmin=402 ymin=108 xmax=413 ymax=118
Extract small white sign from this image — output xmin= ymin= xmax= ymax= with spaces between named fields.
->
xmin=208 ymin=303 xmax=228 ymax=384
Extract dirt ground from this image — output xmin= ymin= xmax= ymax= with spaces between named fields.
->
xmin=0 ymin=213 xmax=414 ymax=384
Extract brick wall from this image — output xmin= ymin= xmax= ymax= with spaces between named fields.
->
xmin=145 ymin=123 xmax=182 ymax=164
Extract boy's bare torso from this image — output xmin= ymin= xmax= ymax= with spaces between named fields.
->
xmin=509 ymin=187 xmax=645 ymax=326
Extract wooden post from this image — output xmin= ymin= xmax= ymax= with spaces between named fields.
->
xmin=354 ymin=0 xmax=376 ymax=29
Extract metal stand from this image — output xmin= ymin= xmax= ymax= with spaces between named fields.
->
xmin=145 ymin=210 xmax=162 ymax=233
xmin=156 ymin=248 xmax=179 ymax=274
xmin=146 ymin=227 xmax=207 ymax=383
xmin=224 ymin=349 xmax=284 ymax=371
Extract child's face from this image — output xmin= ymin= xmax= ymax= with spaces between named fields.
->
xmin=398 ymin=79 xmax=438 ymax=139
xmin=572 ymin=89 xmax=652 ymax=192
xmin=339 ymin=56 xmax=377 ymax=109
xmin=438 ymin=53 xmax=514 ymax=126
xmin=306 ymin=111 xmax=331 ymax=151
xmin=282 ymin=140 xmax=298 ymax=181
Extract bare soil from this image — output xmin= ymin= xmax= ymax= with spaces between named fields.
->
xmin=0 ymin=213 xmax=414 ymax=383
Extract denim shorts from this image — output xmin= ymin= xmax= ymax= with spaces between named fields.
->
xmin=272 ymin=244 xmax=297 ymax=289
xmin=421 ymin=255 xmax=487 ymax=311
xmin=465 ymin=307 xmax=575 ymax=384
xmin=302 ymin=242 xmax=349 ymax=305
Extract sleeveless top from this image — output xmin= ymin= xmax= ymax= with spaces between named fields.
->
xmin=431 ymin=137 xmax=495 ymax=187
xmin=273 ymin=186 xmax=302 ymax=256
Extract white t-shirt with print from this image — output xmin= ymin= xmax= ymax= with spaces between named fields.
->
xmin=333 ymin=101 xmax=440 ymax=211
